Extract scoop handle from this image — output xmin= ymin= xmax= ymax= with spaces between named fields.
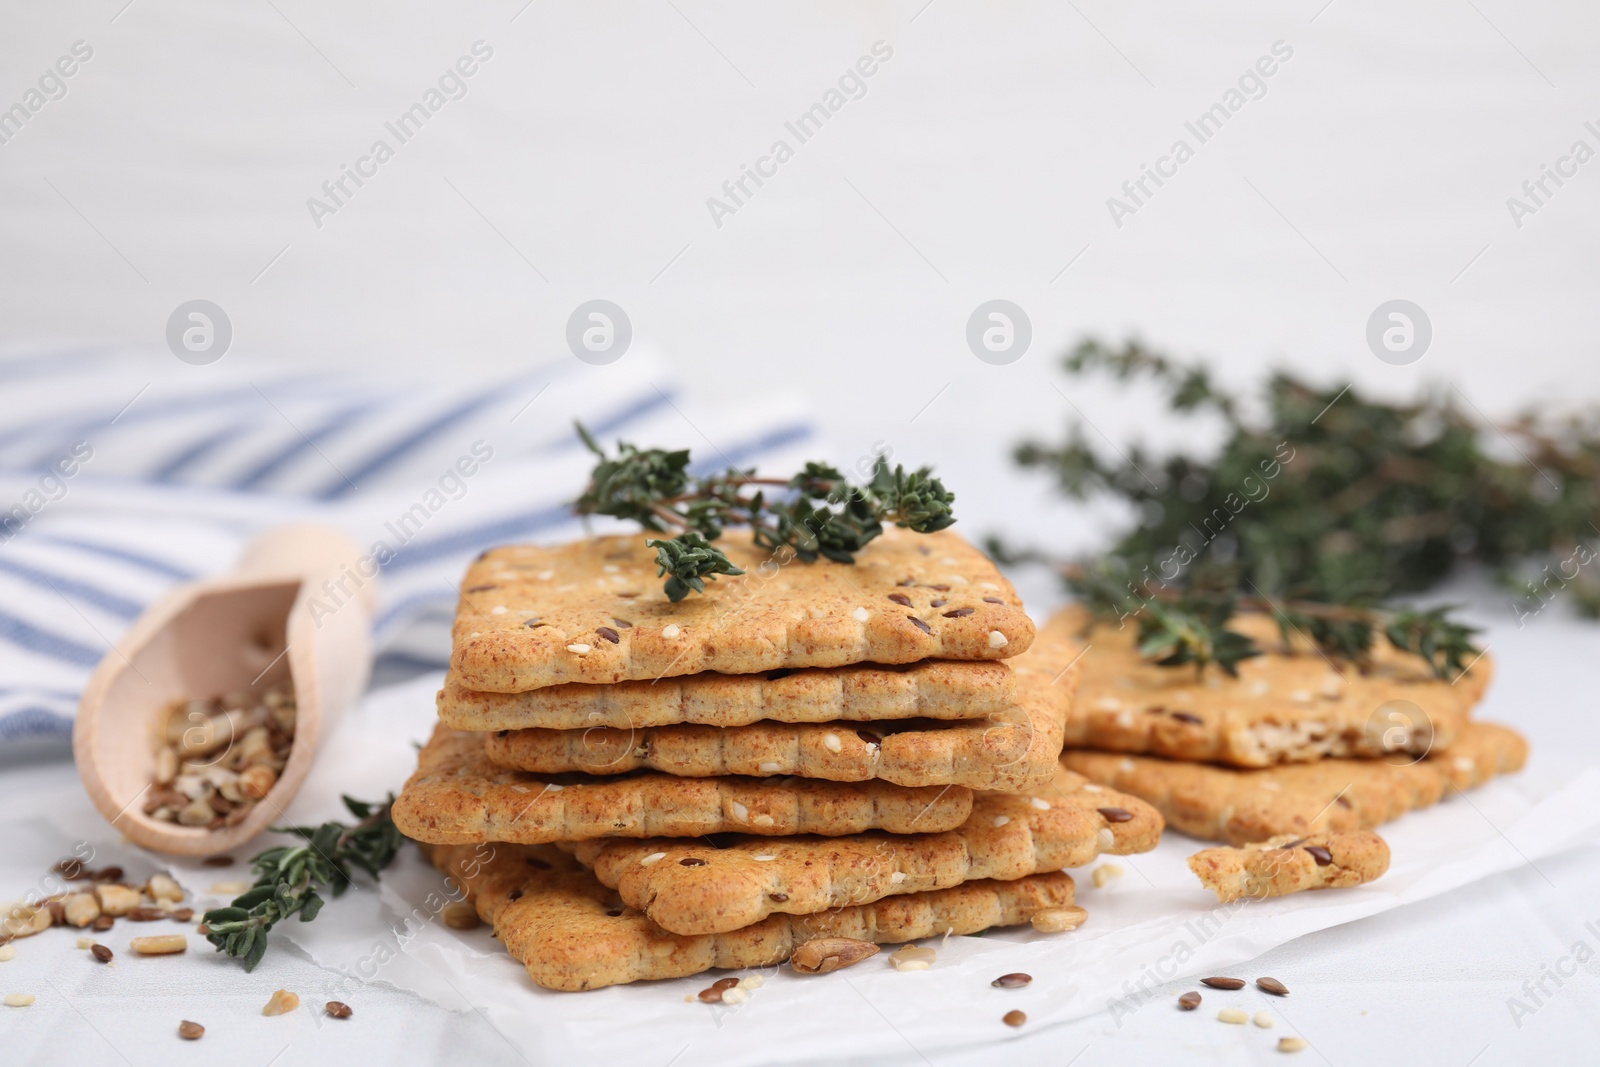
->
xmin=235 ymin=523 xmax=378 ymax=618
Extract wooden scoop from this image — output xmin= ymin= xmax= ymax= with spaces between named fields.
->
xmin=74 ymin=524 xmax=376 ymax=856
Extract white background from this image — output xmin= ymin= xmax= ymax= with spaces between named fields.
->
xmin=3 ymin=1 xmax=1600 ymax=1064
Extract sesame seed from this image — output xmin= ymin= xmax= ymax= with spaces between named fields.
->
xmin=890 ymin=872 xmax=906 ymax=884
xmin=1455 ymin=757 xmax=1475 ymax=771
xmin=758 ymin=761 xmax=782 ymax=774
xmin=987 ymin=630 xmax=1008 ymax=648
xmin=602 ymin=564 xmax=619 ymax=573
xmin=753 ymin=855 xmax=776 ymax=862
xmin=823 ymin=732 xmax=842 ymax=753
xmin=1290 ymin=690 xmax=1312 ymax=704
xmin=1097 ymin=828 xmax=1115 ymax=850
xmin=752 ymin=814 xmax=775 ymax=827
xmin=993 ymin=815 xmax=1011 ymax=828
xmin=5 ymin=993 xmax=35 ymax=1007
xmin=1030 ymin=797 xmax=1050 ymax=810
xmin=1095 ymin=697 xmax=1123 ymax=711
xmin=661 ymin=624 xmax=681 ymax=639
xmin=566 ymin=643 xmax=591 ymax=654
xmin=490 ymin=606 xmax=507 ymax=615
xmin=536 ymin=570 xmax=554 ymax=580
xmin=1082 ymin=783 xmax=1103 ymax=792
xmin=1278 ymin=1037 xmax=1308 ymax=1053
xmin=640 ymin=852 xmax=667 ymax=866
xmin=731 ymin=801 xmax=749 ymax=821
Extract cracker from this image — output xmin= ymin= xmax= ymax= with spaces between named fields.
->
xmin=1061 ymin=720 xmax=1526 ymax=845
xmin=437 ymin=659 xmax=1016 ymax=731
xmin=1187 ymin=830 xmax=1390 ymax=903
xmin=449 ymin=527 xmax=1034 ymax=692
xmin=423 ymin=841 xmax=1077 ymax=991
xmin=393 ymin=725 xmax=974 ymax=844
xmin=564 ymin=766 xmax=1158 ymax=935
xmin=1057 ymin=604 xmax=1490 ymax=767
xmin=479 ymin=621 xmax=1085 ymax=790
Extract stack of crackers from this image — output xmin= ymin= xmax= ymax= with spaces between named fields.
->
xmin=1048 ymin=605 xmax=1526 ymax=901
xmin=392 ymin=529 xmax=1164 ymax=991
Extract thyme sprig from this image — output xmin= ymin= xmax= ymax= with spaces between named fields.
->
xmin=574 ymin=423 xmax=956 ymax=601
xmin=997 ymin=337 xmax=1591 ymax=677
xmin=201 ymin=794 xmax=402 ymax=971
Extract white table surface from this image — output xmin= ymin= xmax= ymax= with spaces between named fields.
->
xmin=4 ymin=1 xmax=1600 ymax=1063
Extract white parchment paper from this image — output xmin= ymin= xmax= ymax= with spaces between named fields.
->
xmin=249 ymin=675 xmax=1600 ymax=1067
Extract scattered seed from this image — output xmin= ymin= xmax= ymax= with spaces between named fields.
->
xmin=1096 ymin=827 xmax=1116 ymax=851
xmin=1303 ymin=846 xmax=1333 ymax=866
xmin=823 ymin=732 xmax=842 ymax=753
xmin=1002 ymin=1009 xmax=1026 ymax=1027
xmin=992 ymin=815 xmax=1011 ymax=828
xmin=1256 ymin=977 xmax=1290 ymax=996
xmin=983 ymin=596 xmax=1004 ymax=604
xmin=639 ymin=852 xmax=667 ymax=866
xmin=75 ymin=937 xmax=94 ymax=949
xmin=769 ymin=892 xmax=788 ymax=902
xmin=147 ymin=874 xmax=184 ymax=903
xmin=178 ymin=1020 xmax=205 ymax=1039
xmin=791 ymin=937 xmax=879 ymax=975
xmin=941 ymin=608 xmax=973 ymax=618
xmin=54 ymin=858 xmax=89 ymax=880
xmin=992 ymin=973 xmax=1031 ymax=988
xmin=91 ymin=944 xmax=113 ymax=963
xmin=94 ymin=884 xmax=141 ymax=916
xmin=126 ymin=908 xmax=167 ymax=922
xmin=0 ymin=945 xmax=14 ymax=962
xmin=1255 ymin=1010 xmax=1275 ymax=1028
xmin=441 ymin=901 xmax=479 ymax=930
xmin=93 ymin=867 xmax=124 ymax=883
xmin=1029 ymin=906 xmax=1087 ymax=933
xmin=1178 ymin=991 xmax=1201 ymax=1010
xmin=1278 ymin=1037 xmax=1307 ymax=1053
xmin=202 ymin=856 xmax=234 ymax=868
xmin=1201 ymin=976 xmax=1245 ymax=990
xmin=62 ymin=893 xmax=100 ymax=928
xmin=887 ymin=593 xmax=912 ymax=606
xmin=678 ymin=857 xmax=706 ymax=867
xmin=908 ymin=616 xmax=931 ymax=633
xmin=326 ymin=1001 xmax=353 ymax=1019
xmin=698 ymin=977 xmax=739 ymax=1002
xmin=721 ymin=987 xmax=748 ymax=1005
xmin=737 ymin=975 xmax=764 ymax=991
xmin=262 ymin=989 xmax=299 ymax=1016
xmin=130 ymin=935 xmax=187 ymax=955
xmin=661 ymin=624 xmax=681 ymax=639
xmin=596 ymin=626 xmax=620 ymax=644
xmin=1092 ymin=864 xmax=1124 ymax=888
xmin=565 ymin=643 xmax=591 ymax=654
xmin=171 ymin=908 xmax=194 ymax=922
xmin=887 ymin=945 xmax=936 ymax=972
xmin=6 ymin=993 xmax=35 ymax=1007
xmin=92 ymin=915 xmax=114 ymax=932
xmin=1171 ymin=711 xmax=1203 ymax=724
xmin=1218 ymin=1007 xmax=1248 ymax=1024
xmin=1097 ymin=807 xmax=1134 ymax=823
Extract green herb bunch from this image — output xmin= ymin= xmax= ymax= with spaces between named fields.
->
xmin=1001 ymin=338 xmax=1600 ymax=677
xmin=201 ymin=794 xmax=402 ymax=971
xmin=574 ymin=423 xmax=956 ymax=601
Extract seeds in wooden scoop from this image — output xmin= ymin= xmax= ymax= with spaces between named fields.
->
xmin=144 ymin=681 xmax=295 ymax=831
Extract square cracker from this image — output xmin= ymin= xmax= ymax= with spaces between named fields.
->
xmin=437 ymin=658 xmax=1017 ymax=732
xmin=393 ymin=725 xmax=974 ymax=844
xmin=479 ymin=619 xmax=1086 ymax=791
xmin=423 ymin=840 xmax=1077 ymax=991
xmin=1056 ymin=604 xmax=1490 ymax=768
xmin=449 ymin=527 xmax=1034 ymax=692
xmin=1062 ymin=720 xmax=1527 ymax=845
xmin=563 ymin=765 xmax=1159 ymax=935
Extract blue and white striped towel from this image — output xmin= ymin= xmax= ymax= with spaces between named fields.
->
xmin=0 ymin=344 xmax=816 ymax=747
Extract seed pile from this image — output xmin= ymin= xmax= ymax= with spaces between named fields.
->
xmin=1 ymin=860 xmax=194 ymax=950
xmin=142 ymin=680 xmax=295 ymax=829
